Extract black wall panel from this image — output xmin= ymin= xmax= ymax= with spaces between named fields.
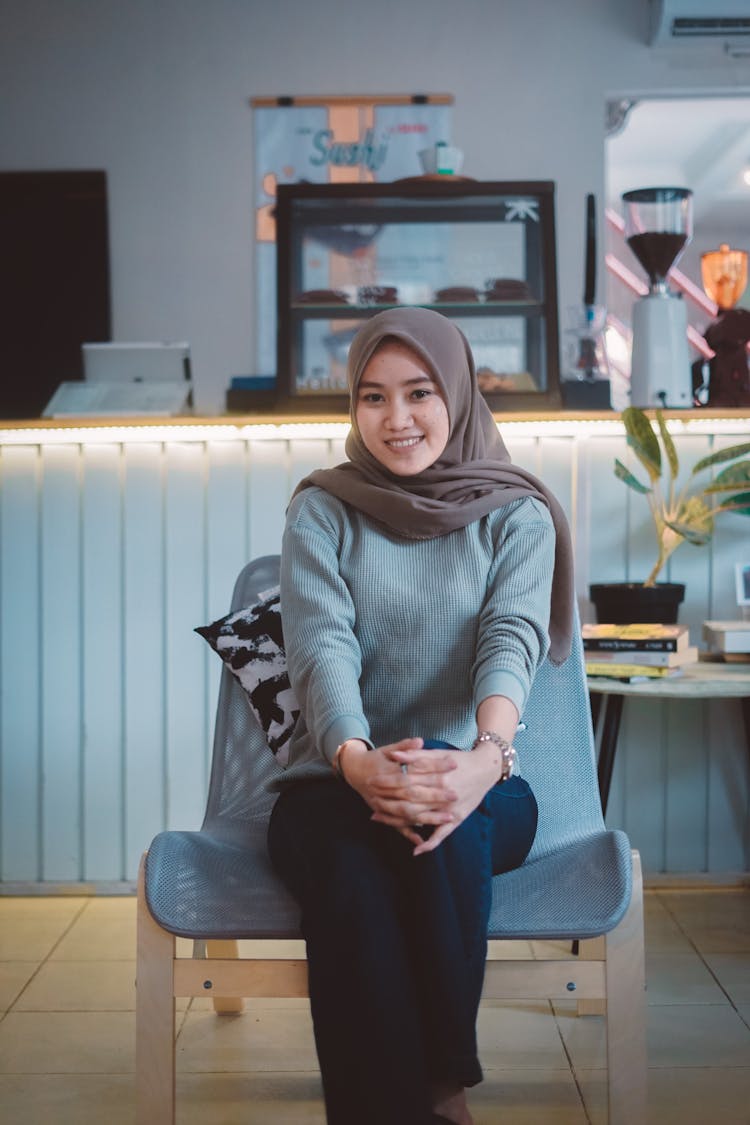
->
xmin=0 ymin=171 xmax=111 ymax=419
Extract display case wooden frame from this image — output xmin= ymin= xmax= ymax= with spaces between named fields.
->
xmin=274 ymin=179 xmax=561 ymax=412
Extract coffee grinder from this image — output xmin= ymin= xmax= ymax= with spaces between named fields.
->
xmin=622 ymin=187 xmax=693 ymax=408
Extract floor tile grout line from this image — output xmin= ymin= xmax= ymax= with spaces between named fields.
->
xmin=547 ymin=998 xmax=595 ymax=1125
xmin=175 ymin=1005 xmax=190 ymax=1038
xmin=1 ymin=900 xmax=93 ymax=1022
xmin=42 ymin=897 xmax=92 ymax=958
xmin=655 ymin=890 xmax=717 ymax=956
xmin=0 ymin=964 xmax=45 ymax=1026
xmin=654 ymin=890 xmax=750 ymax=1015
xmin=693 ymin=956 xmax=749 ymax=1014
xmin=646 ymin=1062 xmax=750 ymax=1070
xmin=646 ymin=950 xmax=746 ymax=1011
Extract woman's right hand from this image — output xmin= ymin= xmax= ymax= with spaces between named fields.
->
xmin=339 ymin=738 xmax=459 ymax=847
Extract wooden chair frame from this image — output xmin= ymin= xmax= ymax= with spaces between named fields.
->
xmin=136 ymin=849 xmax=646 ymax=1124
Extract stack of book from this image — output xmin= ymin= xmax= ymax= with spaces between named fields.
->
xmin=582 ymin=623 xmax=698 ymax=682
xmin=702 ymin=620 xmax=750 ymax=662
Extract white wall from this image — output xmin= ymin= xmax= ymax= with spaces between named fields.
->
xmin=2 ymin=0 xmax=750 ymax=411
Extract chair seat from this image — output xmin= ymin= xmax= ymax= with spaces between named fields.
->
xmin=145 ymin=823 xmax=631 ymax=943
xmin=488 ymin=828 xmax=632 ymax=940
xmin=144 ymin=824 xmax=302 ymax=939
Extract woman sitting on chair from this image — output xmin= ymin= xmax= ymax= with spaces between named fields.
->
xmin=268 ymin=307 xmax=573 ymax=1125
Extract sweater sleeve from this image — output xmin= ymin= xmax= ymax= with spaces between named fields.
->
xmin=280 ymin=492 xmax=373 ymax=765
xmin=473 ymin=498 xmax=555 ymax=717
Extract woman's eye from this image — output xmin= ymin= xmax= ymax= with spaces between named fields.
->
xmin=411 ymin=388 xmax=431 ymax=400
xmin=360 ymin=392 xmax=383 ymax=404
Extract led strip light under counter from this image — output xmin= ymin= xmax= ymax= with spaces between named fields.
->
xmin=0 ymin=410 xmax=748 ymax=446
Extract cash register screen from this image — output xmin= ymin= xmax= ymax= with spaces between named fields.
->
xmin=82 ymin=342 xmax=191 ymax=383
xmin=43 ymin=342 xmax=192 ymax=417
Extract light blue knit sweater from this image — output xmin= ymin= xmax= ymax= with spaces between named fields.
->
xmin=274 ymin=486 xmax=555 ymax=787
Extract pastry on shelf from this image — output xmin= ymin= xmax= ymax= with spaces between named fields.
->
xmin=477 ymin=369 xmax=537 ymax=392
xmin=357 ymin=286 xmax=398 ymax=305
xmin=434 ymin=286 xmax=481 ymax=303
xmin=295 ymin=288 xmax=350 ymax=305
xmin=484 ymin=278 xmax=533 ymax=301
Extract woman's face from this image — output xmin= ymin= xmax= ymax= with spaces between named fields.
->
xmin=354 ymin=340 xmax=450 ymax=476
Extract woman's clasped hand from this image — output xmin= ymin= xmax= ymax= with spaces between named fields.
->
xmin=339 ymin=737 xmax=507 ymax=854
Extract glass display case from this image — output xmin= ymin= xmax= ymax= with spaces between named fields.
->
xmin=275 ymin=179 xmax=560 ymax=411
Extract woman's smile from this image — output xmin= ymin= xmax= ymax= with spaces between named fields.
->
xmin=386 ymin=435 xmax=424 ymax=449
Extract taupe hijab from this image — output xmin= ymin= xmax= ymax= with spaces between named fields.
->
xmin=295 ymin=307 xmax=573 ymax=663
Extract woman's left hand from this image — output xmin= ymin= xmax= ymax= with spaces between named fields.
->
xmin=372 ymin=743 xmax=503 ymax=855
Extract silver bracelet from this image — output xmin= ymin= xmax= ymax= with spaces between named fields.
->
xmin=332 ymin=739 xmax=356 ymax=780
xmin=471 ymin=729 xmax=516 ymax=781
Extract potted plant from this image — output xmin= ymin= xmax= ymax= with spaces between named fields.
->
xmin=589 ymin=407 xmax=750 ymax=623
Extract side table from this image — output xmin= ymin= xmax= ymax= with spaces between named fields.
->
xmin=587 ymin=662 xmax=750 ymax=815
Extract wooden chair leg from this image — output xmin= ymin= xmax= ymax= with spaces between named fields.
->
xmin=206 ymin=939 xmax=245 ymax=1013
xmin=136 ymin=854 xmax=176 ymax=1125
xmin=604 ymin=850 xmax=647 ymax=1125
xmin=577 ymin=934 xmax=606 ymax=1016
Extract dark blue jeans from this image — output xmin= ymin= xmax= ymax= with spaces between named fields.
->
xmin=267 ymin=770 xmax=537 ymax=1125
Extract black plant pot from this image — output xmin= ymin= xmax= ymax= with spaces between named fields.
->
xmin=589 ymin=582 xmax=685 ymax=625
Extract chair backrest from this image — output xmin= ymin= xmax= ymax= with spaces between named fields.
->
xmin=201 ymin=554 xmax=605 ymax=860
xmin=201 ymin=555 xmax=286 ymax=843
xmin=515 ymin=626 xmax=605 ymax=863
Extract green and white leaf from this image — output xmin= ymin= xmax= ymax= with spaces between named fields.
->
xmin=714 ymin=491 xmax=750 ymax=516
xmin=614 ymin=459 xmax=650 ymax=493
xmin=715 ymin=460 xmax=750 ymax=484
xmin=703 ymin=481 xmax=750 ymax=493
xmin=656 ymin=410 xmax=679 ymax=478
xmin=663 ymin=518 xmax=712 ymax=545
xmin=704 ymin=461 xmax=750 ymax=494
xmin=622 ymin=406 xmax=661 ymax=481
xmin=691 ymin=443 xmax=750 ymax=474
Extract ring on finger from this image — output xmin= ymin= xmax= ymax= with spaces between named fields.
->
xmin=400 ymin=762 xmax=408 ymax=776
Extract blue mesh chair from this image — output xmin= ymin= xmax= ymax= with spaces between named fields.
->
xmin=136 ymin=555 xmax=646 ymax=1124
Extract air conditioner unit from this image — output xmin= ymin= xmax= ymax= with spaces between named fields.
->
xmin=650 ymin=0 xmax=750 ymax=44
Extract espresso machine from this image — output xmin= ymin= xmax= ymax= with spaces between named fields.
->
xmin=622 ymin=187 xmax=693 ymax=408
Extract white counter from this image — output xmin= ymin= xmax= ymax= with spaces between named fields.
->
xmin=1 ymin=411 xmax=748 ymax=883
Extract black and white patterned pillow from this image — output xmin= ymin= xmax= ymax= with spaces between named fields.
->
xmin=195 ymin=586 xmax=299 ymax=765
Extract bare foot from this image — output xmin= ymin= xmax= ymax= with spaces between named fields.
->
xmin=431 ymin=1082 xmax=474 ymax=1125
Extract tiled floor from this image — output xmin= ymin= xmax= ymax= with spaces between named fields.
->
xmin=0 ymin=889 xmax=748 ymax=1123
